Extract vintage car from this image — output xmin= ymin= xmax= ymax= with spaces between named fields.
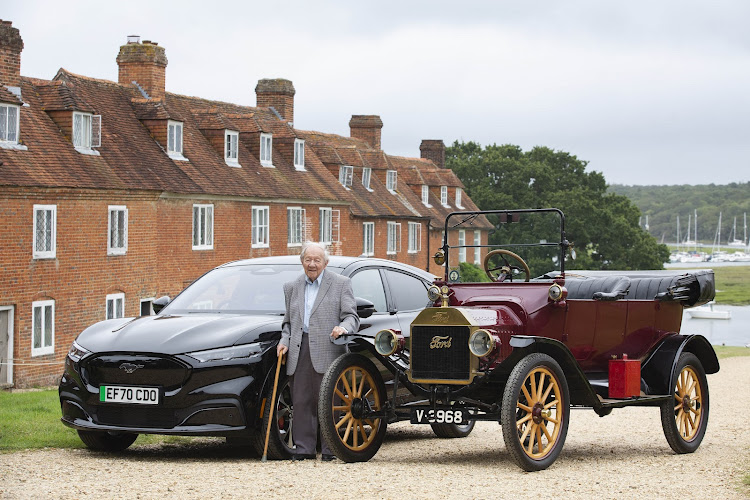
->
xmin=59 ymin=255 xmax=440 ymax=458
xmin=316 ymin=208 xmax=719 ymax=471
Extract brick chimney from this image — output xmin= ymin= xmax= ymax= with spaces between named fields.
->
xmin=420 ymin=139 xmax=446 ymax=169
xmin=256 ymin=78 xmax=295 ymax=124
xmin=116 ymin=36 xmax=167 ymax=100
xmin=0 ymin=20 xmax=24 ymax=90
xmin=349 ymin=115 xmax=383 ymax=150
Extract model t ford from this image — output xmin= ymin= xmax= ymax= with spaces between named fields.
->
xmin=318 ymin=208 xmax=718 ymax=471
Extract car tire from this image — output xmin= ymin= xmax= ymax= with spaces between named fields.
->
xmin=319 ymin=353 xmax=387 ymax=463
xmin=660 ymin=352 xmax=709 ymax=454
xmin=252 ymin=374 xmax=295 ymax=460
xmin=430 ymin=419 xmax=476 ymax=438
xmin=500 ymin=353 xmax=570 ymax=471
xmin=77 ymin=430 xmax=138 ymax=452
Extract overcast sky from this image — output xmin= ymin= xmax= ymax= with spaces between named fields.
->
xmin=5 ymin=0 xmax=750 ymax=186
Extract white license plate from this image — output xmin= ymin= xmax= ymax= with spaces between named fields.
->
xmin=410 ymin=408 xmax=470 ymax=424
xmin=99 ymin=385 xmax=160 ymax=405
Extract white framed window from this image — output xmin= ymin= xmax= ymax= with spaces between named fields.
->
xmin=441 ymin=186 xmax=449 ymax=207
xmin=73 ymin=112 xmax=101 ymax=153
xmin=363 ymin=222 xmax=374 ymax=257
xmin=168 ymin=120 xmax=185 ymax=160
xmin=260 ymin=133 xmax=273 ymax=167
xmin=386 ymin=170 xmax=397 ymax=192
xmin=107 ymin=205 xmax=128 ymax=255
xmin=31 ymin=300 xmax=54 ymax=357
xmin=0 ymin=104 xmax=19 ymax=144
xmin=339 ymin=165 xmax=353 ymax=188
xmin=320 ymin=207 xmax=332 ymax=244
xmin=225 ymin=130 xmax=239 ymax=166
xmin=362 ymin=167 xmax=372 ymax=190
xmin=192 ymin=204 xmax=214 ymax=250
xmin=408 ymin=222 xmax=421 ymax=253
xmin=252 ymin=206 xmax=270 ymax=248
xmin=288 ymin=207 xmax=306 ymax=246
xmin=106 ymin=293 xmax=125 ymax=320
xmin=33 ymin=204 xmax=56 ymax=259
xmin=421 ymin=185 xmax=429 ymax=205
xmin=387 ymin=221 xmax=401 ymax=255
xmin=458 ymin=229 xmax=466 ymax=263
xmin=456 ymin=187 xmax=464 ymax=209
xmin=140 ymin=298 xmax=155 ymax=316
xmin=294 ymin=139 xmax=305 ymax=170
xmin=474 ymin=231 xmax=481 ymax=265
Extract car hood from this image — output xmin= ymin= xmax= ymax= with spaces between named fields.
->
xmin=75 ymin=313 xmax=283 ymax=355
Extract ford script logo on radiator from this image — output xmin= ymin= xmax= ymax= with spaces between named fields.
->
xmin=429 ymin=335 xmax=452 ymax=349
xmin=119 ymin=362 xmax=144 ymax=374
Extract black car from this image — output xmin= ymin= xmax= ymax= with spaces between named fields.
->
xmin=59 ymin=256 xmax=435 ymax=458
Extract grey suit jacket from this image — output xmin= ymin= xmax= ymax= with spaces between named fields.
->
xmin=280 ymin=270 xmax=359 ymax=375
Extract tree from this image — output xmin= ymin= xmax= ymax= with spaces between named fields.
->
xmin=446 ymin=141 xmax=670 ymax=270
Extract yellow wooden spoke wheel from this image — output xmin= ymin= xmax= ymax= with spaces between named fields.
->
xmin=502 ymin=353 xmax=570 ymax=471
xmin=661 ymin=352 xmax=709 ymax=453
xmin=319 ymin=353 xmax=387 ymax=462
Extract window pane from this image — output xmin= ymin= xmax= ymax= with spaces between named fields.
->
xmin=73 ymin=114 xmax=82 ymax=147
xmin=33 ymin=306 xmax=42 ymax=348
xmin=116 ymin=298 xmax=123 ymax=318
xmin=206 ymin=206 xmax=213 ymax=245
xmin=8 ymin=106 xmax=17 ymax=142
xmin=44 ymin=305 xmax=53 ymax=347
xmin=0 ymin=106 xmax=7 ymax=140
xmin=350 ymin=269 xmax=387 ymax=313
xmin=193 ymin=207 xmax=200 ymax=246
xmin=385 ymin=270 xmax=428 ymax=312
xmin=176 ymin=124 xmax=182 ymax=153
xmin=168 ymin=124 xmax=175 ymax=151
xmin=107 ymin=300 xmax=113 ymax=320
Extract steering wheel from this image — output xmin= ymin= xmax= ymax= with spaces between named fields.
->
xmin=482 ymin=249 xmax=531 ymax=283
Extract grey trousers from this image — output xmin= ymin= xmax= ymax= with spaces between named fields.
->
xmin=290 ymin=332 xmax=332 ymax=456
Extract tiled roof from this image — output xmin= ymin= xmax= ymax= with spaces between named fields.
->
xmin=0 ymin=69 xmax=489 ymax=229
xmin=0 ymin=85 xmax=21 ymax=104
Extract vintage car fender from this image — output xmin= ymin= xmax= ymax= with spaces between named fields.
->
xmin=505 ymin=336 xmax=602 ymax=408
xmin=641 ymin=334 xmax=719 ymax=395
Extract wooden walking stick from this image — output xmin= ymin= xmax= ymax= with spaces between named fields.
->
xmin=262 ymin=351 xmax=285 ymax=462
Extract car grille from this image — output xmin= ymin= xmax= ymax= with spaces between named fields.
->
xmin=410 ymin=325 xmax=470 ymax=381
xmin=82 ymin=354 xmax=190 ymax=390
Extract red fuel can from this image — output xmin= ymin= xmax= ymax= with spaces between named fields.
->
xmin=608 ymin=354 xmax=641 ymax=399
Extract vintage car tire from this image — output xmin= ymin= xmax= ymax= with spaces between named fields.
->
xmin=319 ymin=353 xmax=387 ymax=463
xmin=660 ymin=352 xmax=710 ymax=454
xmin=430 ymin=419 xmax=476 ymax=438
xmin=252 ymin=375 xmax=295 ymax=460
xmin=500 ymin=353 xmax=570 ymax=472
xmin=77 ymin=430 xmax=138 ymax=452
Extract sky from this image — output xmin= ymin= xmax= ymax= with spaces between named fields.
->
xmin=4 ymin=0 xmax=750 ymax=186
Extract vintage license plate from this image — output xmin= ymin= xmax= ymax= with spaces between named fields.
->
xmin=99 ymin=385 xmax=160 ymax=405
xmin=410 ymin=408 xmax=470 ymax=424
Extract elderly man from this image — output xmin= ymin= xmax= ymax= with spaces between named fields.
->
xmin=276 ymin=241 xmax=359 ymax=461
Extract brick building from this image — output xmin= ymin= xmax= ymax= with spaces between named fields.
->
xmin=0 ymin=20 xmax=491 ymax=388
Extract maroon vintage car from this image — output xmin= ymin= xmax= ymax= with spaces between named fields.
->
xmin=316 ymin=208 xmax=718 ymax=471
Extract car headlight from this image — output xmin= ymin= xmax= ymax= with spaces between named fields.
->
xmin=67 ymin=341 xmax=91 ymax=363
xmin=187 ymin=343 xmax=264 ymax=363
xmin=374 ymin=329 xmax=400 ymax=357
xmin=427 ymin=285 xmax=441 ymax=302
xmin=468 ymin=329 xmax=495 ymax=357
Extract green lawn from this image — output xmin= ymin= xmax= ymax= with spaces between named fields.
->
xmin=711 ymin=266 xmax=750 ymax=305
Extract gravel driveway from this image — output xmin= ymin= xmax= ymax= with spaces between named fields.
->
xmin=2 ymin=356 xmax=749 ymax=499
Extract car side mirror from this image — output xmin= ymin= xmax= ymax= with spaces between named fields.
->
xmin=356 ymin=297 xmax=375 ymax=319
xmin=153 ymin=295 xmax=171 ymax=314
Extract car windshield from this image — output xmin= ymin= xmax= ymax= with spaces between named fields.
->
xmin=446 ymin=209 xmax=567 ymax=283
xmin=163 ymin=264 xmax=336 ymax=314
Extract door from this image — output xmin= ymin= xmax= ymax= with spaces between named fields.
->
xmin=0 ymin=307 xmax=13 ymax=386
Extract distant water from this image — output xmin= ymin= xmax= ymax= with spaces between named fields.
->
xmin=681 ymin=305 xmax=750 ymax=347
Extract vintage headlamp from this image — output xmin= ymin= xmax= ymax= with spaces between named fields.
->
xmin=427 ymin=285 xmax=441 ymax=302
xmin=548 ymin=283 xmax=566 ymax=302
xmin=468 ymin=329 xmax=495 ymax=357
xmin=433 ymin=250 xmax=446 ymax=266
xmin=374 ymin=329 xmax=400 ymax=356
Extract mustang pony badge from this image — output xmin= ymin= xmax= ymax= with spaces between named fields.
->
xmin=119 ymin=362 xmax=144 ymax=374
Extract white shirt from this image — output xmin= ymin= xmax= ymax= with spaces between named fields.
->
xmin=303 ymin=270 xmax=324 ymax=333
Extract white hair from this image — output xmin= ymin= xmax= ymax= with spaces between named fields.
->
xmin=300 ymin=241 xmax=330 ymax=263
